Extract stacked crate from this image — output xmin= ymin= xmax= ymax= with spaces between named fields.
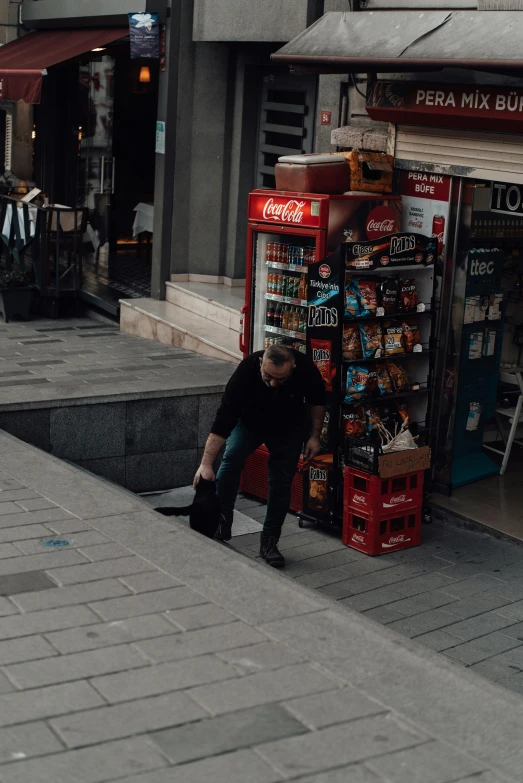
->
xmin=343 ymin=465 xmax=424 ymax=556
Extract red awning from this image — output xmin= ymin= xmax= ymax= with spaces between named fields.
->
xmin=0 ymin=28 xmax=128 ymax=104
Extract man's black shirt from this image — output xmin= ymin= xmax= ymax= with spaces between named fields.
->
xmin=211 ymin=350 xmax=326 ymax=440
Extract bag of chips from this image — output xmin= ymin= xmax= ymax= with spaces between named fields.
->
xmin=399 ymin=279 xmax=419 ymax=312
xmin=311 ymin=338 xmax=333 ymax=391
xmin=342 ymin=324 xmax=363 ymax=360
xmin=402 ymin=319 xmax=422 ymax=353
xmin=345 ymin=276 xmax=360 ymax=318
xmin=365 ymin=405 xmax=382 ymax=439
xmin=383 ymin=320 xmax=404 ymax=356
xmin=378 ymin=277 xmax=399 ymax=314
xmin=395 ymin=400 xmax=410 ymax=426
xmin=359 ymin=321 xmax=383 ymax=359
xmin=358 ymin=279 xmax=378 ymax=317
xmin=344 ymin=365 xmax=371 ymax=403
xmin=386 ymin=360 xmax=409 ymax=392
xmin=342 ymin=406 xmax=366 ymax=439
xmin=375 ymin=363 xmax=392 ymax=396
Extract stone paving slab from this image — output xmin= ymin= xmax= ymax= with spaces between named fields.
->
xmin=0 ymin=318 xmax=231 ymax=411
xmin=0 ymin=431 xmax=522 ymax=782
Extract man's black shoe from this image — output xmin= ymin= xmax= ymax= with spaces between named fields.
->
xmin=260 ymin=533 xmax=285 ymax=568
xmin=215 ymin=514 xmax=233 ymax=541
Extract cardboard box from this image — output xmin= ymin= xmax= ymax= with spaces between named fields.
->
xmin=378 ymin=446 xmax=431 ymax=479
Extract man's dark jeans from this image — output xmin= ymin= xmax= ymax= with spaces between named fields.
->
xmin=216 ymin=422 xmax=304 ymax=538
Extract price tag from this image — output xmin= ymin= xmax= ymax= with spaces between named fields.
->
xmin=416 ymin=303 xmax=426 ymax=313
xmin=376 ymin=307 xmax=385 ymax=317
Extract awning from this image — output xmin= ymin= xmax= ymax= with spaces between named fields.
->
xmin=271 ymin=11 xmax=523 ymax=74
xmin=0 ymin=28 xmax=128 ymax=104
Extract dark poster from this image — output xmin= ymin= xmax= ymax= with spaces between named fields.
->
xmin=129 ymin=13 xmax=160 ymax=59
xmin=304 ymin=247 xmax=344 ymax=520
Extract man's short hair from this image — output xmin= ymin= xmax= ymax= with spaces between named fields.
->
xmin=264 ymin=344 xmax=296 ymax=367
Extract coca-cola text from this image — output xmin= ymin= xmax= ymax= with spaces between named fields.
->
xmin=262 ymin=198 xmax=306 ymax=224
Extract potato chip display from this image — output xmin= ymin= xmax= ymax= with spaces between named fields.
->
xmin=344 ymin=365 xmax=371 ymax=403
xmin=358 ymin=279 xmax=378 ymax=317
xmin=311 ymin=339 xmax=333 ymax=391
xmin=345 ymin=277 xmax=360 ymax=318
xmin=342 ymin=324 xmax=362 ymax=360
xmin=383 ymin=320 xmax=405 ymax=356
xmin=399 ymin=280 xmax=419 ymax=312
xmin=386 ymin=360 xmax=410 ymax=392
xmin=402 ymin=319 xmax=422 ymax=353
xmin=375 ymin=363 xmax=392 ymax=396
xmin=378 ymin=277 xmax=399 ymax=314
xmin=342 ymin=406 xmax=366 ymax=439
xmin=359 ymin=321 xmax=383 ymax=359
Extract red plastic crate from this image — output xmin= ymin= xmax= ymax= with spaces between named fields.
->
xmin=342 ymin=505 xmax=422 ymax=556
xmin=240 ymin=445 xmax=304 ymax=513
xmin=344 ymin=466 xmax=424 ymax=519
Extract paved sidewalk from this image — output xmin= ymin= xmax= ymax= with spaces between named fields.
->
xmin=0 ymin=318 xmax=231 ymax=409
xmin=0 ymin=431 xmax=522 ymax=782
xmin=228 ymin=496 xmax=523 ymax=695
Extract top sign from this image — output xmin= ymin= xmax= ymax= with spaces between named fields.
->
xmin=249 ymin=192 xmax=328 ymax=228
xmin=367 ymin=81 xmax=523 ymax=133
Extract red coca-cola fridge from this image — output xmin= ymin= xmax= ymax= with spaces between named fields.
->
xmin=239 ymin=188 xmax=401 ymax=509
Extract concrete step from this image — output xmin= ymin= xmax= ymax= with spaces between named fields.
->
xmin=119 ymin=297 xmax=241 ymax=364
xmin=165 ymin=281 xmax=243 ymax=333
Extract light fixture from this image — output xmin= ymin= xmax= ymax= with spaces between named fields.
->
xmin=91 ymin=47 xmax=106 ymax=52
xmin=139 ymin=66 xmax=151 ymax=84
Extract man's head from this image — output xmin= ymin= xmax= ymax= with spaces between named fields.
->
xmin=260 ymin=345 xmax=296 ymax=388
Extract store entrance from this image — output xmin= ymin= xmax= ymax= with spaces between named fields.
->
xmin=77 ymin=52 xmax=159 ymax=314
xmin=432 ymin=179 xmax=523 ymax=538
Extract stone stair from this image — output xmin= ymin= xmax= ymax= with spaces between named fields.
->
xmin=120 ymin=281 xmax=244 ymax=364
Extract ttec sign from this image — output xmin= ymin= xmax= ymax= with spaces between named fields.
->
xmin=249 ymin=192 xmax=326 ymax=228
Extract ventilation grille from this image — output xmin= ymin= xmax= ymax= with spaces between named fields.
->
xmin=4 ymin=112 xmax=12 ymax=171
xmin=256 ymin=75 xmax=316 ymax=189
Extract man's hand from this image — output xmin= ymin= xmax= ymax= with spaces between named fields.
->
xmin=193 ymin=463 xmax=216 ymax=488
xmin=303 ymin=435 xmax=321 ymax=463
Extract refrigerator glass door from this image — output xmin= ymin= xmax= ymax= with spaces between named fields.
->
xmin=251 ymin=230 xmax=318 ymax=354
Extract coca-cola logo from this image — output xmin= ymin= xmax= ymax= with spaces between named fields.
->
xmin=390 ymin=495 xmax=406 ymax=503
xmin=352 ymin=533 xmax=365 ymax=543
xmin=352 ymin=493 xmax=367 ymax=505
xmin=366 ymin=206 xmax=397 ymax=240
xmin=262 ymin=198 xmax=306 ymax=224
xmin=319 ymin=264 xmax=331 ymax=279
xmin=382 ymin=534 xmax=412 ymax=548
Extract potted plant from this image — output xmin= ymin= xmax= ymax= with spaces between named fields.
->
xmin=0 ymin=268 xmax=34 ymax=323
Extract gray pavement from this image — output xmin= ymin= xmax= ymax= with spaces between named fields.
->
xmin=0 ymin=429 xmax=522 ymax=782
xmin=0 ymin=318 xmax=231 ymax=410
xmin=229 ymin=497 xmax=523 ymax=694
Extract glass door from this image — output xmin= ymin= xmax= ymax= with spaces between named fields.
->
xmin=251 ymin=229 xmax=319 ymax=354
xmin=77 ymin=57 xmax=115 ymax=268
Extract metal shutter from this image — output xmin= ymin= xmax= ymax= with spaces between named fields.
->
xmin=393 ymin=125 xmax=523 ymax=185
xmin=256 ymin=73 xmax=317 ymax=189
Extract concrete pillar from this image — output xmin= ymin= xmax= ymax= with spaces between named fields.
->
xmin=224 ymin=55 xmax=259 ymax=282
xmin=151 ymin=0 xmax=181 ymax=299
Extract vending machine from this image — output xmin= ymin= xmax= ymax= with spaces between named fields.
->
xmin=239 ymin=189 xmax=402 ymax=509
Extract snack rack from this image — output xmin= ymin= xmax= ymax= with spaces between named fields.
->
xmin=298 ymin=235 xmax=440 ymax=531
